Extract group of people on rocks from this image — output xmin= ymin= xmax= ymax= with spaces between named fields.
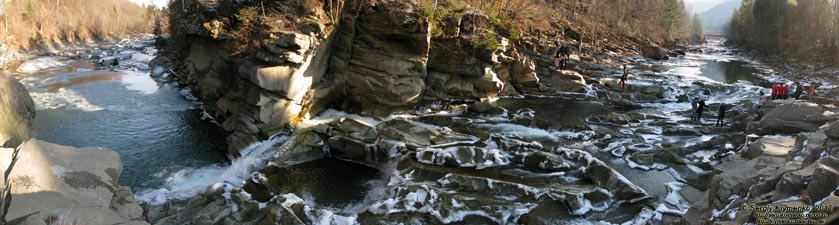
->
xmin=770 ymin=82 xmax=816 ymax=100
xmin=553 ymin=39 xmax=571 ymax=70
xmin=689 ymin=97 xmax=727 ymax=127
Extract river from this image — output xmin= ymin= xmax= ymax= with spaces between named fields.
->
xmin=13 ymin=36 xmax=774 ymax=223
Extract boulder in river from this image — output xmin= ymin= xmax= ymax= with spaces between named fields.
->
xmin=0 ymin=139 xmax=147 ymax=224
xmin=749 ymin=102 xmax=833 ymax=135
xmin=642 ymin=45 xmax=669 ymax=60
xmin=0 ymin=76 xmax=36 ymax=147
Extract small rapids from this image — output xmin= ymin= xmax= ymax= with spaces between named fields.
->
xmin=136 ymin=134 xmax=291 ymax=205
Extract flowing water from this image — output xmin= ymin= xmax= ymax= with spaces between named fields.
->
xmin=17 ymin=65 xmax=228 ymax=191
xmin=13 ymin=37 xmax=775 ymax=223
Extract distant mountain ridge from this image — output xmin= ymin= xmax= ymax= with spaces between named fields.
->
xmin=698 ymin=0 xmax=742 ymax=33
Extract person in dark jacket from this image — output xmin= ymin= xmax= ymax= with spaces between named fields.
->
xmin=716 ymin=103 xmax=726 ymax=127
xmin=619 ymin=64 xmax=628 ymax=89
xmin=792 ymin=82 xmax=803 ymax=99
xmin=690 ymin=98 xmax=698 ymax=120
xmin=696 ymin=99 xmax=706 ymax=121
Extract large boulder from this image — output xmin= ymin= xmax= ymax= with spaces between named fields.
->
xmin=807 ymin=156 xmax=839 ymax=202
xmin=0 ymin=76 xmax=36 ymax=147
xmin=642 ymin=45 xmax=668 ymax=60
xmin=741 ymin=137 xmax=795 ymax=160
xmin=0 ymin=139 xmax=147 ymax=224
xmin=751 ymin=102 xmax=833 ymax=135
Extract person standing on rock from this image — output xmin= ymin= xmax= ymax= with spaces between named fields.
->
xmin=619 ymin=63 xmax=628 ymax=89
xmin=792 ymin=82 xmax=803 ymax=99
xmin=782 ymin=83 xmax=790 ymax=99
xmin=757 ymin=90 xmax=765 ymax=112
xmin=716 ymin=103 xmax=726 ymax=127
xmin=554 ymin=48 xmax=562 ymax=70
xmin=696 ymin=99 xmax=706 ymax=122
xmin=690 ymin=98 xmax=698 ymax=120
xmin=808 ymin=82 xmax=817 ymax=99
xmin=771 ymin=83 xmax=779 ymax=100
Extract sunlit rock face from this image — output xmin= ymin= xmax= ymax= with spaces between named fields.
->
xmin=0 ymin=76 xmax=35 ymax=148
xmin=166 ymin=0 xmax=342 ymax=155
xmin=166 ymin=0 xmax=549 ymax=154
xmin=0 ymin=139 xmax=147 ymax=225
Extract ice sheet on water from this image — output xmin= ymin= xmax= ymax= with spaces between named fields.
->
xmin=29 ymin=88 xmax=104 ymax=111
xmin=663 ymin=182 xmax=690 ymax=214
xmin=17 ymin=57 xmax=70 ymax=73
xmin=472 ymin=123 xmax=559 ymax=142
xmin=136 ymin=135 xmax=290 ymax=205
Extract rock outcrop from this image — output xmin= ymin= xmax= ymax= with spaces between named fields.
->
xmin=166 ymin=0 xmax=550 ymax=154
xmin=1 ymin=139 xmax=147 ymax=224
xmin=0 ymin=76 xmax=35 ymax=148
xmin=166 ymin=0 xmax=342 ymax=154
xmin=748 ymin=101 xmax=833 ymax=135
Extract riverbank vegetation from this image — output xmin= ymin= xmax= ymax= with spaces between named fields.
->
xmin=0 ymin=0 xmax=163 ymax=51
xmin=727 ymin=0 xmax=839 ymax=65
xmin=418 ymin=0 xmax=700 ymax=53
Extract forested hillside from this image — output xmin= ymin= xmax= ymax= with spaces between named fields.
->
xmin=0 ymin=0 xmax=162 ymax=51
xmin=727 ymin=0 xmax=839 ymax=64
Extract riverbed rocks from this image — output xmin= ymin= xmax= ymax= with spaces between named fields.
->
xmin=0 ymin=76 xmax=35 ymax=147
xmin=748 ymin=101 xmax=834 ymax=135
xmin=0 ymin=139 xmax=147 ymax=224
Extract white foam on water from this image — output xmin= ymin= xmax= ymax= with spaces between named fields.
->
xmin=136 ymin=135 xmax=290 ymax=205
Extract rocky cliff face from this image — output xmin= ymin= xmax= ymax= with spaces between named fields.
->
xmin=0 ymin=76 xmax=35 ymax=148
xmin=1 ymin=140 xmax=147 ymax=225
xmin=165 ymin=0 xmax=543 ymax=154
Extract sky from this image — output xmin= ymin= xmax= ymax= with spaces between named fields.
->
xmin=684 ymin=0 xmax=729 ymax=13
xmin=128 ymin=0 xmax=170 ymax=8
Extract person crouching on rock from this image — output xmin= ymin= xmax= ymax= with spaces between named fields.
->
xmin=619 ymin=63 xmax=628 ymax=89
xmin=716 ymin=103 xmax=726 ymax=127
xmin=695 ymin=99 xmax=706 ymax=122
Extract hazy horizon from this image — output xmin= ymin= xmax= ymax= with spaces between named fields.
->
xmin=685 ymin=0 xmax=730 ymax=13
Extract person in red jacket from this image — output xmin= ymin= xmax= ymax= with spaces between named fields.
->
xmin=783 ymin=84 xmax=790 ymax=99
xmin=771 ymin=83 xmax=778 ymax=100
xmin=778 ymin=83 xmax=784 ymax=99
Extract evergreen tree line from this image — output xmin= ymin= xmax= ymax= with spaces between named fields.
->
xmin=727 ymin=0 xmax=839 ymax=64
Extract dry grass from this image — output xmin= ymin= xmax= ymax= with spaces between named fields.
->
xmin=0 ymin=0 xmax=160 ymax=51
